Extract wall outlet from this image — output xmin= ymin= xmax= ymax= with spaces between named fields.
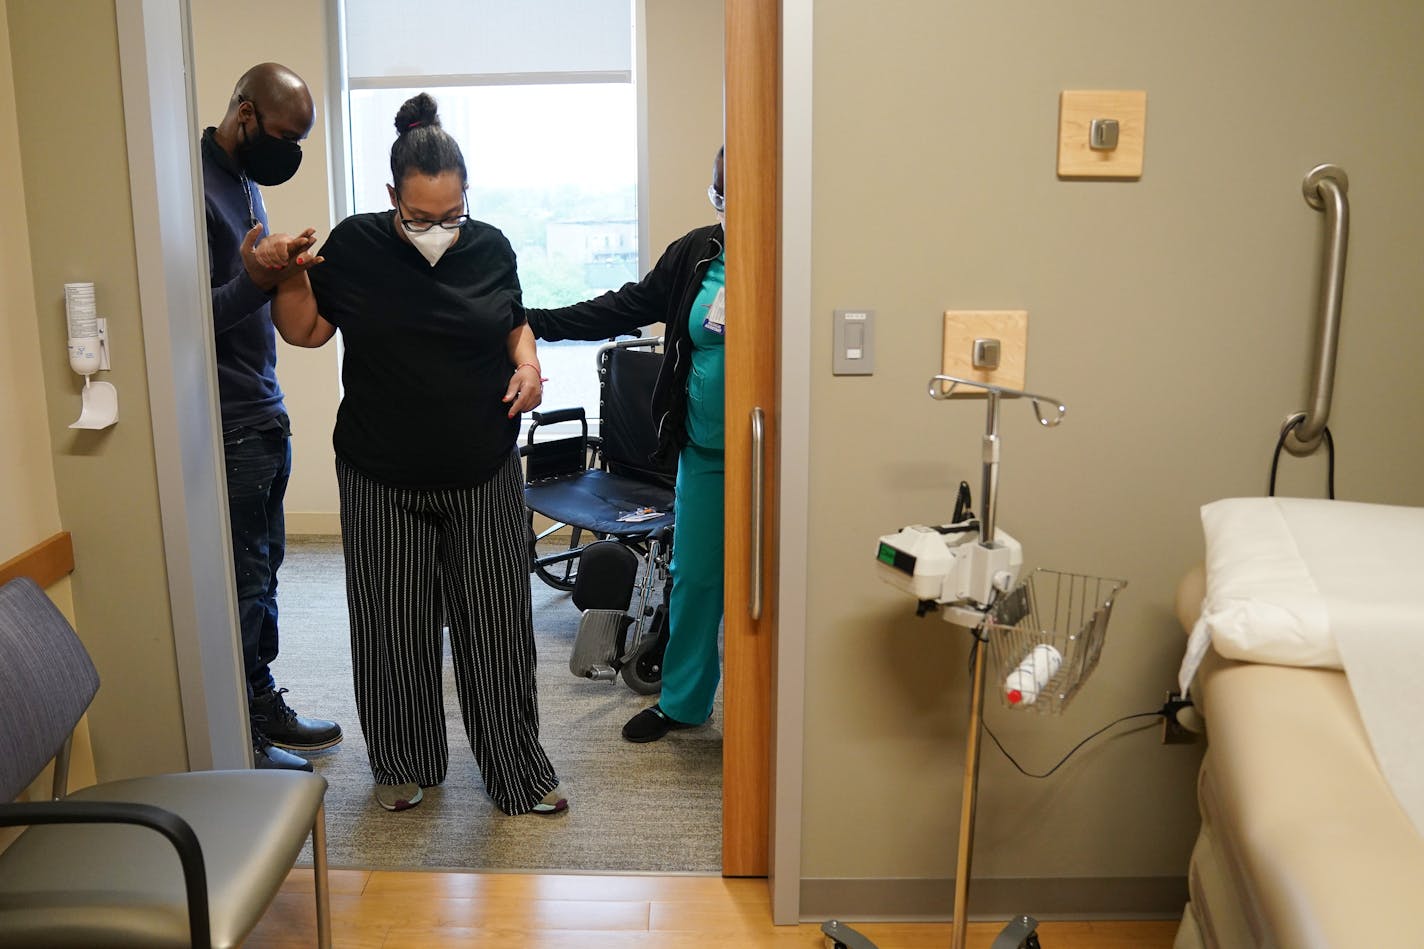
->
xmin=1161 ymin=691 xmax=1200 ymax=745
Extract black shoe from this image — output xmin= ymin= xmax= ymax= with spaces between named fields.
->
xmin=621 ymin=704 xmax=698 ymax=743
xmin=250 ymin=688 xmax=343 ymax=752
xmin=253 ymin=731 xmax=313 ymax=772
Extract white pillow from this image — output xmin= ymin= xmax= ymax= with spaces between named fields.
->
xmin=1201 ymin=497 xmax=1338 ymax=668
xmin=1179 ymin=496 xmax=1424 ymax=693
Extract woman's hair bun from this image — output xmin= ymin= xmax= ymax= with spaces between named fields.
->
xmin=394 ymin=92 xmax=440 ymax=135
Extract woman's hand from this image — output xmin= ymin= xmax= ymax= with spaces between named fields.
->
xmin=503 ymin=362 xmax=544 ymax=417
xmin=254 ymin=228 xmax=318 ymax=270
xmin=241 ymin=225 xmax=323 ymax=290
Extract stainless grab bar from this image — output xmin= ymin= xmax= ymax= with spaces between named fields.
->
xmin=1284 ymin=163 xmax=1349 ymax=456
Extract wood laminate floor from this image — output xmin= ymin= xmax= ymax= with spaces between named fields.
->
xmin=247 ymin=868 xmax=1180 ymax=948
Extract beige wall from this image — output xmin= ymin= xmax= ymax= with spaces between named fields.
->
xmin=0 ymin=0 xmax=93 ymax=846
xmin=0 ymin=0 xmax=60 ymax=561
xmin=189 ymin=2 xmax=724 ymax=527
xmin=802 ymin=0 xmax=1424 ymax=900
xmin=6 ymin=0 xmax=187 ymax=780
xmin=644 ymin=0 xmax=725 ymax=255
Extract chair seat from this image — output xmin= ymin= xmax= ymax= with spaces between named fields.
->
xmin=0 ymin=769 xmax=325 ymax=949
xmin=526 ymin=469 xmax=675 ymax=537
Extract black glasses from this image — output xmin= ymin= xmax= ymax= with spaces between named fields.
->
xmin=707 ymin=184 xmax=725 ymax=213
xmin=396 ymin=192 xmax=470 ymax=232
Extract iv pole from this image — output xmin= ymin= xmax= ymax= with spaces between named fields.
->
xmin=824 ymin=376 xmax=1066 ymax=949
xmin=934 ymin=376 xmax=1063 ymax=949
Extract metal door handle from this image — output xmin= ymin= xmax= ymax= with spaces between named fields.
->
xmin=749 ymin=406 xmax=765 ymax=620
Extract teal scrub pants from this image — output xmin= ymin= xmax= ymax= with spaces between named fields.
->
xmin=658 ymin=442 xmax=725 ymax=724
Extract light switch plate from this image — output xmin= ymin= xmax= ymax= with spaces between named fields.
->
xmin=941 ymin=311 xmax=1027 ymax=392
xmin=1058 ymin=90 xmax=1147 ymax=179
xmin=833 ymin=309 xmax=874 ymax=375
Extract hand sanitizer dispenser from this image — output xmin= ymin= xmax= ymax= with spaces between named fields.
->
xmin=64 ymin=282 xmax=118 ymax=430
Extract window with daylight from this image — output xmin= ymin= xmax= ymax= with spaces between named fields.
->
xmin=340 ymin=0 xmax=642 ymax=433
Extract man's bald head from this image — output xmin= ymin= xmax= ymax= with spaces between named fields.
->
xmin=213 ymin=63 xmax=315 ymax=183
xmin=223 ymin=62 xmax=314 ymax=140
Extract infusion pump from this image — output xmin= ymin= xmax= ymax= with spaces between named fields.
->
xmin=875 ymin=518 xmax=1022 ymax=617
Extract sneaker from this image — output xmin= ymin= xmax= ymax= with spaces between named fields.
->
xmin=250 ymin=688 xmax=343 ymax=752
xmin=531 ymin=787 xmax=569 ymax=816
xmin=253 ymin=731 xmax=313 ymax=772
xmin=374 ymin=782 xmax=423 ymax=812
xmin=621 ymin=704 xmax=698 ymax=743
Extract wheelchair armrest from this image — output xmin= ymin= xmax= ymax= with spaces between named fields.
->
xmin=531 ymin=407 xmax=586 ymax=427
xmin=0 ymin=799 xmax=211 ymax=949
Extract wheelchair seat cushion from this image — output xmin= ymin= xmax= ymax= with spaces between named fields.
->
xmin=525 ymin=469 xmax=674 ymax=538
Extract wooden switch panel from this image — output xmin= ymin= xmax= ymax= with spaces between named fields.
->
xmin=941 ymin=310 xmax=1028 ymax=393
xmin=1057 ymin=90 xmax=1147 ymax=179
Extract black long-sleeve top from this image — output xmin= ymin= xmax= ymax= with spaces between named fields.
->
xmin=308 ymin=212 xmax=527 ymax=489
xmin=526 ymin=223 xmax=724 ymax=462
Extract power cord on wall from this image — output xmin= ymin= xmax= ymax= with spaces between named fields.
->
xmin=985 ymin=695 xmax=1196 ymax=775
xmin=966 ymin=619 xmax=1196 ymax=779
xmin=983 ymin=711 xmax=1163 ymax=779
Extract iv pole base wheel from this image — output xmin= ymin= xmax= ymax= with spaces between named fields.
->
xmin=820 ymin=919 xmax=879 ymax=949
xmin=990 ymin=913 xmax=1042 ymax=949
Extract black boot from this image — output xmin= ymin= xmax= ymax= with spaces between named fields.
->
xmin=253 ymin=730 xmax=313 ymax=771
xmin=250 ymin=688 xmax=343 ymax=752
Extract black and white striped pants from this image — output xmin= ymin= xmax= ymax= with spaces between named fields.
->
xmin=336 ymin=452 xmax=559 ymax=815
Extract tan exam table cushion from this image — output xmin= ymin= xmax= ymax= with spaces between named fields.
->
xmin=1177 ymin=566 xmax=1424 ymax=949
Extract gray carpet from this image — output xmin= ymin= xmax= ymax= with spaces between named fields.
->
xmin=277 ymin=535 xmax=722 ymax=873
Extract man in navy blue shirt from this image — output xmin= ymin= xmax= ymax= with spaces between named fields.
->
xmin=203 ymin=62 xmax=341 ymax=771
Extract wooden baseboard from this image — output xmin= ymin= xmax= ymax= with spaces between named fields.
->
xmin=799 ymin=875 xmax=1188 ymax=921
xmin=0 ymin=531 xmax=74 ymax=588
xmin=285 ymin=512 xmax=342 ymax=537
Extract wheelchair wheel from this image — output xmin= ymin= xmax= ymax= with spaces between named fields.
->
xmin=620 ymin=604 xmax=669 ymax=695
xmin=530 ymin=516 xmax=586 ymax=592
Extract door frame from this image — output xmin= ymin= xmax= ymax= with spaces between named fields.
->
xmin=117 ymin=0 xmax=812 ymax=920
xmin=116 ymin=0 xmax=251 ymax=772
xmin=770 ymin=0 xmax=813 ymax=925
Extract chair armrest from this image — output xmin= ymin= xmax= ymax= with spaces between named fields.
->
xmin=0 ymin=800 xmax=210 ymax=949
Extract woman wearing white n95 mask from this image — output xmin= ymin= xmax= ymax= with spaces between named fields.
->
xmin=265 ymin=92 xmax=566 ymax=818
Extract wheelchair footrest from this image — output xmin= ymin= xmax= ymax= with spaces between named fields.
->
xmin=570 ymin=609 xmax=632 ymax=679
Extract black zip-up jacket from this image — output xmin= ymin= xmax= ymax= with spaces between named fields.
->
xmin=527 ymin=223 xmax=724 ymax=463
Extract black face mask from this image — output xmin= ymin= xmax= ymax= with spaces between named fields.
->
xmin=237 ymin=106 xmax=302 ymax=186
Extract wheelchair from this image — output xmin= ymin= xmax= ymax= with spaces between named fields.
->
xmin=523 ymin=337 xmax=676 ymax=694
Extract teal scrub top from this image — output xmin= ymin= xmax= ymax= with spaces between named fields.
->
xmin=684 ymin=252 xmax=726 ymax=451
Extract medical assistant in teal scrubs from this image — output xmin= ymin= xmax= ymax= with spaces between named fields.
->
xmin=526 ymin=147 xmax=729 ymax=742
xmin=659 ymin=249 xmax=725 ymax=729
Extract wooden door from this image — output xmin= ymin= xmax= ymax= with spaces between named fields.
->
xmin=722 ymin=0 xmax=779 ymax=878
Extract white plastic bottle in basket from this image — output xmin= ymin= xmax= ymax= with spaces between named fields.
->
xmin=1004 ymin=644 xmax=1062 ymax=706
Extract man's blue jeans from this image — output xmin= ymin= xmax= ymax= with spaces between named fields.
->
xmin=223 ymin=415 xmax=290 ymax=700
